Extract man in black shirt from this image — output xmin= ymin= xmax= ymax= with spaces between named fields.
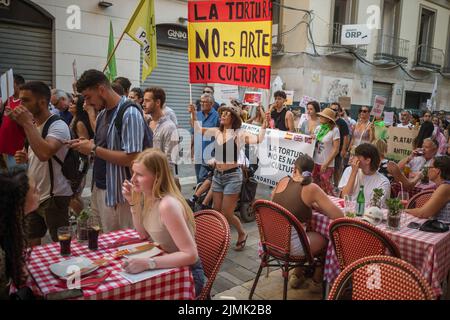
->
xmin=330 ymin=102 xmax=350 ymax=187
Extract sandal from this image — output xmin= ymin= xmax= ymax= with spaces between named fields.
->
xmin=234 ymin=235 xmax=248 ymax=251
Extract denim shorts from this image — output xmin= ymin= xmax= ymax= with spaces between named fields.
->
xmin=212 ymin=168 xmax=243 ymax=195
xmin=191 ymin=259 xmax=206 ymax=298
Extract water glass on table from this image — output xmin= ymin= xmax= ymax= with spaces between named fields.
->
xmin=397 ymin=191 xmax=410 ymax=208
xmin=344 ymin=195 xmax=356 ymax=218
xmin=58 ymin=226 xmax=72 ymax=256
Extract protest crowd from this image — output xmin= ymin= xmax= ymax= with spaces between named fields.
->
xmin=1 ymin=69 xmax=450 ymax=300
xmin=1 ymin=0 xmax=450 ymax=303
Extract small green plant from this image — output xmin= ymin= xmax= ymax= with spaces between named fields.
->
xmin=78 ymin=208 xmax=91 ymax=222
xmin=386 ymin=198 xmax=404 ymax=216
xmin=370 ymin=188 xmax=384 ymax=208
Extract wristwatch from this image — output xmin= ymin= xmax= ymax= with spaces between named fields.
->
xmin=90 ymin=144 xmax=98 ymax=157
xmin=148 ymin=258 xmax=157 ymax=270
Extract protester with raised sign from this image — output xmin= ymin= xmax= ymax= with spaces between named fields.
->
xmin=191 ymin=93 xmax=220 ymax=184
xmin=312 ymin=108 xmax=340 ymax=195
xmin=299 ymin=101 xmax=320 ymax=135
xmin=348 ymin=106 xmax=375 ymax=154
xmin=188 ymin=102 xmax=267 ymax=251
xmin=406 ymin=156 xmax=450 ymax=221
xmin=339 ymin=143 xmax=391 ymax=207
xmin=272 ymin=154 xmax=343 ymax=292
xmin=269 ymin=91 xmax=295 ymax=132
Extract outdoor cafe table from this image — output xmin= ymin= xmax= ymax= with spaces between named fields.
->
xmin=310 ymin=197 xmax=450 ymax=297
xmin=22 ymin=229 xmax=196 ymax=300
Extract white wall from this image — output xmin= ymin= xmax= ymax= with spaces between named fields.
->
xmin=33 ymin=0 xmax=188 ymax=92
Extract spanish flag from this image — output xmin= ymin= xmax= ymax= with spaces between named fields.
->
xmin=124 ymin=0 xmax=157 ymax=82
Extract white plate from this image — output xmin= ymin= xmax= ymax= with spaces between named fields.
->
xmin=49 ymin=257 xmax=98 ymax=279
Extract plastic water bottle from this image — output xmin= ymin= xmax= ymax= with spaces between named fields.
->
xmin=356 ymin=186 xmax=365 ymax=217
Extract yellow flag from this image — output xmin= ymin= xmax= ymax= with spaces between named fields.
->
xmin=124 ymin=0 xmax=157 ymax=82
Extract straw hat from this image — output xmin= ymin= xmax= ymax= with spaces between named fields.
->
xmin=317 ymin=108 xmax=336 ymax=124
xmin=218 ymin=102 xmax=242 ymax=127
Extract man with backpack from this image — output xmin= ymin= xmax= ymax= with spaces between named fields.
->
xmin=10 ymin=81 xmax=73 ymax=246
xmin=70 ymin=70 xmax=152 ymax=233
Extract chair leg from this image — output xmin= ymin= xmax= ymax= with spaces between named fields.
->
xmin=249 ymin=264 xmax=264 ymax=300
xmin=282 ymin=266 xmax=288 ymax=300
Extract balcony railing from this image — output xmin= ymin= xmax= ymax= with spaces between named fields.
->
xmin=414 ymin=45 xmax=444 ymax=70
xmin=330 ymin=23 xmax=367 ymax=57
xmin=374 ymin=33 xmax=409 ymax=63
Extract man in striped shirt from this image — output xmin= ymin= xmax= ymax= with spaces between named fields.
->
xmin=70 ymin=70 xmax=147 ymax=233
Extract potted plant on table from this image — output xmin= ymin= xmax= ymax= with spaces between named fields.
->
xmin=385 ymin=198 xmax=404 ymax=231
xmin=77 ymin=208 xmax=91 ymax=241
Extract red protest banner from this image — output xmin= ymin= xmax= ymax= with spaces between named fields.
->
xmin=188 ymin=0 xmax=272 ymax=89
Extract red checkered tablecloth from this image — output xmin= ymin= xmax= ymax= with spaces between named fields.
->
xmin=311 ymin=197 xmax=450 ymax=297
xmin=22 ymin=229 xmax=195 ymax=300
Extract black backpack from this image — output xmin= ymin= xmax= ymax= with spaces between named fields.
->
xmin=42 ymin=115 xmax=89 ymax=195
xmin=114 ymin=100 xmax=153 ymax=150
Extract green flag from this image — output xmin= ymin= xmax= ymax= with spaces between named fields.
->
xmin=105 ymin=20 xmax=117 ymax=82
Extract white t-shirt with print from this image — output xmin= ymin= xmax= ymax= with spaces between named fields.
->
xmin=28 ymin=117 xmax=73 ymax=204
xmin=338 ymin=167 xmax=391 ymax=208
xmin=313 ymin=126 xmax=340 ymax=167
xmin=408 ymin=156 xmax=433 ymax=173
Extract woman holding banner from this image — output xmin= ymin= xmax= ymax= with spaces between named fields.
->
xmin=188 ymin=103 xmax=267 ymax=251
xmin=312 ymin=108 xmax=341 ymax=195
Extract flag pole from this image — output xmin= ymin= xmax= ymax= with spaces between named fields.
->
xmin=103 ymin=30 xmax=126 ymax=73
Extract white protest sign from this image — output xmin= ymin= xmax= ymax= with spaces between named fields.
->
xmin=299 ymin=95 xmax=316 ymax=109
xmin=386 ymin=127 xmax=419 ymax=162
xmin=384 ymin=111 xmax=394 ymax=126
xmin=371 ymin=95 xmax=387 ymax=118
xmin=242 ymin=124 xmax=316 ymax=187
xmin=214 ymin=84 xmax=239 ymax=104
xmin=0 ymin=69 xmax=14 ymax=104
xmin=341 ymin=24 xmax=372 ymax=45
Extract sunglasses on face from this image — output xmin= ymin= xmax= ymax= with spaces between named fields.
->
xmin=360 ymin=109 xmax=369 ymax=113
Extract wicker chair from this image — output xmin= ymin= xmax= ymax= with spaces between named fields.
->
xmin=194 ymin=210 xmax=230 ymax=300
xmin=406 ymin=189 xmax=434 ymax=209
xmin=329 ymin=218 xmax=401 ymax=272
xmin=249 ymin=200 xmax=325 ymax=300
xmin=328 ymin=255 xmax=435 ymax=300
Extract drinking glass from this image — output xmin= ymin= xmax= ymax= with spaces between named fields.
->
xmin=344 ymin=195 xmax=356 ymax=218
xmin=397 ymin=191 xmax=410 ymax=209
xmin=58 ymin=226 xmax=72 ymax=256
xmin=87 ymin=216 xmax=101 ymax=251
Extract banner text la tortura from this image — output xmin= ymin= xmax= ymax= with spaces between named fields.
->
xmin=188 ymin=0 xmax=273 ymax=89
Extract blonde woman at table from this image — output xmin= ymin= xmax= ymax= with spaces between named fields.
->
xmin=121 ymin=149 xmax=205 ymax=297
xmin=271 ymin=154 xmax=344 ymax=293
xmin=406 ymin=156 xmax=450 ymax=221
xmin=0 ymin=169 xmax=39 ymax=300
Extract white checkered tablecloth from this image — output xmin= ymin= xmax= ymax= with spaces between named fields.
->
xmin=24 ymin=229 xmax=195 ymax=300
xmin=311 ymin=197 xmax=450 ymax=297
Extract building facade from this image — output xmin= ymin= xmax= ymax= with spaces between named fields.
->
xmin=0 ymin=0 xmax=203 ymax=129
xmin=272 ymin=0 xmax=450 ymax=111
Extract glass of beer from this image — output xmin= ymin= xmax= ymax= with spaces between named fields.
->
xmin=87 ymin=216 xmax=101 ymax=251
xmin=58 ymin=226 xmax=72 ymax=256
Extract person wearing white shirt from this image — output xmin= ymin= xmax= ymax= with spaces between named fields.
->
xmin=339 ymin=143 xmax=391 ymax=208
xmin=396 ymin=110 xmax=413 ymax=129
xmin=387 ymin=138 xmax=438 ymax=191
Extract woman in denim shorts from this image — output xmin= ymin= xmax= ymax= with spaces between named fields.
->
xmin=189 ymin=101 xmax=268 ymax=251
